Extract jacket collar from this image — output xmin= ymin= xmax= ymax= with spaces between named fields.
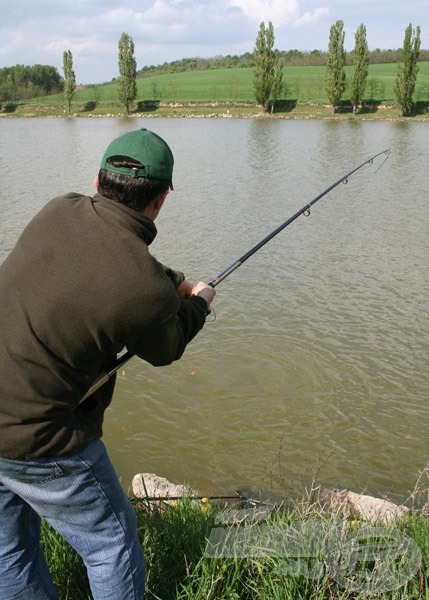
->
xmin=93 ymin=193 xmax=157 ymax=245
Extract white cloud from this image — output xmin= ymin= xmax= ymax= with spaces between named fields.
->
xmin=44 ymin=36 xmax=99 ymax=57
xmin=229 ymin=0 xmax=300 ymax=27
xmin=0 ymin=0 xmax=427 ymax=83
xmin=227 ymin=1 xmax=331 ymax=34
xmin=295 ymin=7 xmax=330 ymax=27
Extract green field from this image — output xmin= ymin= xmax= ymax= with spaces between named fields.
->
xmin=5 ymin=61 xmax=428 ymax=120
xmin=30 ymin=62 xmax=429 ymax=106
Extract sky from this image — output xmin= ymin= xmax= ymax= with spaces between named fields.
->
xmin=0 ymin=0 xmax=427 ymax=84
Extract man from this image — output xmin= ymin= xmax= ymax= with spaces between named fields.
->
xmin=0 ymin=128 xmax=215 ymax=599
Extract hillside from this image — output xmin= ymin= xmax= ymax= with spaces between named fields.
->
xmin=3 ymin=62 xmax=429 ymax=119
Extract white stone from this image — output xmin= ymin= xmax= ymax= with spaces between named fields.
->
xmin=323 ymin=488 xmax=409 ymax=524
xmin=132 ymin=473 xmax=196 ymax=499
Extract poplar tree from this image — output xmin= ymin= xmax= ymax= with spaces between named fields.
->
xmin=270 ymin=60 xmax=284 ymax=114
xmin=118 ymin=32 xmax=137 ymax=116
xmin=325 ymin=20 xmax=346 ymax=113
xmin=395 ymin=23 xmax=421 ymax=116
xmin=62 ymin=50 xmax=76 ymax=116
xmin=350 ymin=24 xmax=369 ymax=114
xmin=253 ymin=21 xmax=275 ymax=112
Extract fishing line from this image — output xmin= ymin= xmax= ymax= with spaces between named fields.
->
xmin=80 ymin=149 xmax=390 ymax=402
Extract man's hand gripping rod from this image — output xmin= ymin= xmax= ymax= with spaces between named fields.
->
xmin=80 ymin=149 xmax=390 ymax=403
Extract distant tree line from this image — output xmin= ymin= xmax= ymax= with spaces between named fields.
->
xmin=137 ymin=48 xmax=429 ymax=78
xmin=0 ymin=64 xmax=63 ymax=102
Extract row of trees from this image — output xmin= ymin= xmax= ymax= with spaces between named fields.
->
xmin=1 ymin=25 xmax=424 ymax=116
xmin=63 ymin=22 xmax=425 ymax=117
xmin=325 ymin=21 xmax=421 ymax=116
xmin=62 ymin=33 xmax=137 ymax=115
xmin=4 ymin=44 xmax=425 ymax=106
xmin=253 ymin=20 xmax=422 ymax=116
xmin=62 ymin=50 xmax=152 ymax=113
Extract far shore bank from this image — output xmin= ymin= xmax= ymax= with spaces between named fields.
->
xmin=2 ymin=100 xmax=429 ymax=121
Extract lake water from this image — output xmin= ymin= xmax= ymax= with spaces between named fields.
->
xmin=1 ymin=116 xmax=428 ymax=504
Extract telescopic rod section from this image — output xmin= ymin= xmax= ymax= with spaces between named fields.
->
xmin=80 ymin=148 xmax=390 ymax=403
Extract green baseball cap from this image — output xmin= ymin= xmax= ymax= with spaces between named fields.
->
xmin=100 ymin=128 xmax=174 ymax=189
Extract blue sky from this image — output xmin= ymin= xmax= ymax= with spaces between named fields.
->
xmin=0 ymin=0 xmax=426 ymax=84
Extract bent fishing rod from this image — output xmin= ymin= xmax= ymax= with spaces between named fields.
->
xmin=80 ymin=148 xmax=390 ymax=403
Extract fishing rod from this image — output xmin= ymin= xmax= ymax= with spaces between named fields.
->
xmin=208 ymin=148 xmax=390 ymax=287
xmin=80 ymin=149 xmax=390 ymax=404
xmin=133 ymin=492 xmax=271 ymax=505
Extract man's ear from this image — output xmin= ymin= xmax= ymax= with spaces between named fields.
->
xmin=153 ymin=189 xmax=169 ymax=211
xmin=93 ymin=175 xmax=99 ymax=191
xmin=141 ymin=189 xmax=169 ymax=220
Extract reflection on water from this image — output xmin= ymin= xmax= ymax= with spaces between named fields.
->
xmin=1 ymin=117 xmax=428 ymax=501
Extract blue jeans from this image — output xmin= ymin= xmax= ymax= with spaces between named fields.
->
xmin=0 ymin=440 xmax=145 ymax=600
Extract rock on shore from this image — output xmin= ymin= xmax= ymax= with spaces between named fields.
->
xmin=132 ymin=473 xmax=410 ymax=524
xmin=132 ymin=473 xmax=196 ymax=499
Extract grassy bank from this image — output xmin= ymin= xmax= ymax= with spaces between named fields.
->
xmin=41 ymin=489 xmax=429 ymax=599
xmin=3 ymin=98 xmax=429 ymax=121
xmin=2 ymin=63 xmax=429 ymax=120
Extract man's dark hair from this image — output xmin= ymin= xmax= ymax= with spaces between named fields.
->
xmin=98 ymin=156 xmax=170 ymax=212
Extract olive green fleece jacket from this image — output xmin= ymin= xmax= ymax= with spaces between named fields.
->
xmin=0 ymin=192 xmax=208 ymax=459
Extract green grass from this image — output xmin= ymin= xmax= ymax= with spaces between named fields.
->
xmin=22 ymin=62 xmax=429 ymax=105
xmin=3 ymin=62 xmax=429 ymax=119
xmin=40 ymin=489 xmax=429 ymax=600
xmin=40 ymin=521 xmax=91 ymax=599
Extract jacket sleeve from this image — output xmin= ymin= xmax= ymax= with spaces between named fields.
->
xmin=127 ymin=296 xmax=208 ymax=367
xmin=159 ymin=262 xmax=185 ymax=289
